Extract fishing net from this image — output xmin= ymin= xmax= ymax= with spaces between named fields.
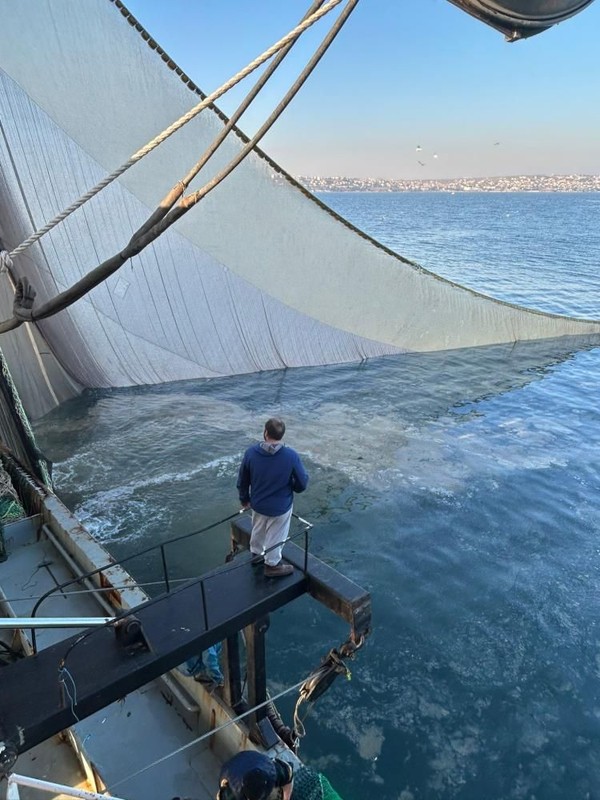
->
xmin=0 ymin=464 xmax=24 ymax=560
xmin=3 ymin=1 xmax=593 ymax=428
xmin=292 ymin=766 xmax=344 ymax=800
xmin=0 ymin=466 xmax=23 ymax=524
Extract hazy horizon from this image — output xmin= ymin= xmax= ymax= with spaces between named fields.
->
xmin=297 ymin=172 xmax=600 ymax=179
xmin=124 ymin=1 xmax=600 ymax=180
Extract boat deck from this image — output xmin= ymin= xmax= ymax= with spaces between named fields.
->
xmin=0 ymin=515 xmax=224 ymax=800
xmin=1 ymin=736 xmax=93 ymax=800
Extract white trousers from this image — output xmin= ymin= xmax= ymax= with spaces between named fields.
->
xmin=250 ymin=507 xmax=293 ymax=566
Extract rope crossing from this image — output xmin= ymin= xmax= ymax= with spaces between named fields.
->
xmin=6 ymin=0 xmax=346 ymax=262
xmin=0 ymin=0 xmax=360 ymax=336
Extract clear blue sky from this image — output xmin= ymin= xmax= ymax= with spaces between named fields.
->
xmin=123 ymin=0 xmax=600 ymax=179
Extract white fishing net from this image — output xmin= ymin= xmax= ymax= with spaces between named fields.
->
xmin=0 ymin=0 xmax=598 ymax=419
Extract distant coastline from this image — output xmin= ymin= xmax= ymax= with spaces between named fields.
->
xmin=297 ymin=175 xmax=600 ymax=193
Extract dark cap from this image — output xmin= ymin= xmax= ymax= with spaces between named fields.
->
xmin=242 ymin=767 xmax=275 ymax=800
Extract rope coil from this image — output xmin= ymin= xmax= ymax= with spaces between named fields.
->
xmin=292 ymin=635 xmax=364 ymax=741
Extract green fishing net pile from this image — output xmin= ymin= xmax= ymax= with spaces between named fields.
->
xmin=292 ymin=766 xmax=344 ymax=800
xmin=0 ymin=467 xmax=24 ymax=561
xmin=0 ymin=497 xmax=23 ymax=523
xmin=0 ymin=468 xmax=23 ymax=521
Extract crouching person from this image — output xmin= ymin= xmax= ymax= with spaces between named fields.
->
xmin=217 ymin=751 xmax=293 ymax=800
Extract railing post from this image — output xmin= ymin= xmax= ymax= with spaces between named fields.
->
xmin=200 ymin=578 xmax=209 ymax=631
xmin=159 ymin=544 xmax=170 ymax=593
xmin=304 ymin=528 xmax=308 ymax=574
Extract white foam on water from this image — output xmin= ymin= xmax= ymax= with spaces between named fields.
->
xmin=65 ymin=451 xmax=245 ymax=544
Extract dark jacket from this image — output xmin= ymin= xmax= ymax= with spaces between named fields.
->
xmin=237 ymin=442 xmax=309 ymax=516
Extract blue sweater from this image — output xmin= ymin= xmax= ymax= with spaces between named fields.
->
xmin=237 ymin=442 xmax=309 ymax=516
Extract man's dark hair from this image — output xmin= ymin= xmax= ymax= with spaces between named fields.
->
xmin=265 ymin=417 xmax=285 ymax=441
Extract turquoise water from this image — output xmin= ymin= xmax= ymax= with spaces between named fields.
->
xmin=35 ymin=193 xmax=600 ymax=800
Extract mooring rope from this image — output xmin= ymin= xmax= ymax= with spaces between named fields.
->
xmin=108 ymin=677 xmax=307 ymax=790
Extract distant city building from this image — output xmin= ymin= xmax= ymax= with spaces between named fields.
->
xmin=297 ymin=175 xmax=600 ymax=193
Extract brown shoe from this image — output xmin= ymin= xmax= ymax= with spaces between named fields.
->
xmin=264 ymin=562 xmax=293 ymax=578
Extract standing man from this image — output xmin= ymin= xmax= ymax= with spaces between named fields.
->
xmin=237 ymin=418 xmax=308 ymax=578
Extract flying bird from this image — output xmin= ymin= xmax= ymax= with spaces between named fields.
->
xmin=417 ymin=160 xmax=425 ymax=166
xmin=416 ymin=145 xmax=422 ymax=152
xmin=494 ymin=141 xmax=501 ymax=146
xmin=433 ymin=153 xmax=438 ymax=159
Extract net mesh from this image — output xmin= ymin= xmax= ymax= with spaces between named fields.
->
xmin=292 ymin=766 xmax=344 ymax=800
xmin=0 ymin=466 xmax=23 ymax=524
xmin=3 ymin=0 xmax=595 ymax=424
xmin=0 ymin=466 xmax=24 ymax=561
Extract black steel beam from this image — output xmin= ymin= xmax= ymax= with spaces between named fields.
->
xmin=1 ymin=522 xmax=372 ymax=756
xmin=245 ymin=616 xmax=269 ymax=731
xmin=231 ymin=517 xmax=372 ymax=639
xmin=0 ymin=558 xmax=306 ymax=754
xmin=223 ymin=633 xmax=243 ymax=711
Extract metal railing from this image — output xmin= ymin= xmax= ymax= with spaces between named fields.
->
xmin=27 ymin=510 xmax=313 ymax=653
xmin=6 ymin=773 xmax=128 ymax=800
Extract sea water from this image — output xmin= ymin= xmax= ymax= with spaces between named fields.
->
xmin=34 ymin=192 xmax=600 ymax=800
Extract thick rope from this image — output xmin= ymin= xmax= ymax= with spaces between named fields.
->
xmin=0 ymin=0 xmax=358 ymax=335
xmin=7 ymin=0 xmax=344 ymax=261
xmin=183 ymin=0 xmax=360 ymax=208
xmin=133 ymin=0 xmax=330 ymax=243
xmin=292 ymin=645 xmax=355 ymax=740
xmin=0 ymin=250 xmax=13 ymax=274
xmin=133 ymin=0 xmax=359 ymax=244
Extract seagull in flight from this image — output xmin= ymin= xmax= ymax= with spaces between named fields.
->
xmin=417 ymin=160 xmax=425 ymax=166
